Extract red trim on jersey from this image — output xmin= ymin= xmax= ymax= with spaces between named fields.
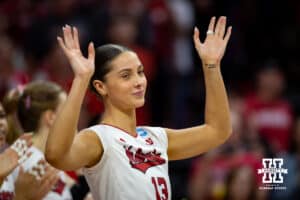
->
xmin=101 ymin=123 xmax=138 ymax=138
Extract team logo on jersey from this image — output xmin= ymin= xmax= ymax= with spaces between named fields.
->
xmin=124 ymin=145 xmax=165 ymax=173
xmin=136 ymin=128 xmax=148 ymax=137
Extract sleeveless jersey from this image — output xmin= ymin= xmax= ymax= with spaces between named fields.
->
xmin=82 ymin=124 xmax=171 ymax=200
xmin=0 ymin=146 xmax=72 ymax=200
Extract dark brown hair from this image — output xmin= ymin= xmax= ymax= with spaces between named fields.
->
xmin=89 ymin=44 xmax=130 ymax=95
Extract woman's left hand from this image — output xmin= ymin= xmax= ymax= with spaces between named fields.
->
xmin=193 ymin=16 xmax=232 ymax=65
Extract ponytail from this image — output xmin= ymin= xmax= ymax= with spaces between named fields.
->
xmin=2 ymin=87 xmax=23 ymax=144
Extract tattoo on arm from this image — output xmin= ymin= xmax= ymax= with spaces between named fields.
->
xmin=205 ymin=64 xmax=217 ymax=68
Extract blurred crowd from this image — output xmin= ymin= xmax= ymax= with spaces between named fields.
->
xmin=1 ymin=0 xmax=300 ymax=200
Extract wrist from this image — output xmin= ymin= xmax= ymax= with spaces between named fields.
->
xmin=202 ymin=62 xmax=221 ymax=71
xmin=74 ymin=74 xmax=92 ymax=82
xmin=4 ymin=148 xmax=19 ymax=166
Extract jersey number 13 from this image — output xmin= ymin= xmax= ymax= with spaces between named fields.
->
xmin=151 ymin=177 xmax=168 ymax=200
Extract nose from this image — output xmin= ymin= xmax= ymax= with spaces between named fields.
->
xmin=134 ymin=75 xmax=145 ymax=88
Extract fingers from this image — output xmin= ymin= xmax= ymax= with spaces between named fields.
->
xmin=57 ymin=36 xmax=68 ymax=55
xmin=193 ymin=27 xmax=202 ymax=50
xmin=207 ymin=16 xmax=216 ymax=36
xmin=63 ymin=25 xmax=74 ymax=49
xmin=215 ymin=16 xmax=226 ymax=38
xmin=73 ymin=27 xmax=80 ymax=50
xmin=224 ymin=26 xmax=232 ymax=44
xmin=204 ymin=16 xmax=231 ymax=41
xmin=37 ymin=166 xmax=60 ymax=198
xmin=58 ymin=25 xmax=81 ymax=51
xmin=88 ymin=42 xmax=95 ymax=61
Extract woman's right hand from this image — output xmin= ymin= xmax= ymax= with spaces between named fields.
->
xmin=57 ymin=25 xmax=95 ymax=79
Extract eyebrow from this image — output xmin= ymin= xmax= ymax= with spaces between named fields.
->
xmin=117 ymin=65 xmax=144 ymax=73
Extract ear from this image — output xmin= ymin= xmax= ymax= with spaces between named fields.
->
xmin=93 ymin=80 xmax=107 ymax=96
xmin=42 ymin=110 xmax=56 ymax=127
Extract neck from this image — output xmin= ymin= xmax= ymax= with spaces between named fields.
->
xmin=101 ymin=104 xmax=137 ymax=136
xmin=31 ymin=127 xmax=49 ymax=153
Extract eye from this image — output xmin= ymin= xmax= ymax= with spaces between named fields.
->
xmin=0 ymin=112 xmax=6 ymax=118
xmin=138 ymin=69 xmax=144 ymax=75
xmin=121 ymin=73 xmax=130 ymax=79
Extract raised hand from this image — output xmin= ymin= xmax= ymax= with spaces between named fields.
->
xmin=193 ymin=16 xmax=232 ymax=65
xmin=57 ymin=25 xmax=95 ymax=78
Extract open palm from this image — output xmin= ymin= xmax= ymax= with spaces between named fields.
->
xmin=57 ymin=25 xmax=95 ymax=78
xmin=193 ymin=16 xmax=232 ymax=64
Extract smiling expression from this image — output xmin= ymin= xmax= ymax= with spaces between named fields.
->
xmin=100 ymin=51 xmax=147 ymax=110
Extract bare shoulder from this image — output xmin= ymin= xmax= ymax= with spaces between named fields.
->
xmin=78 ymin=129 xmax=101 ymax=140
xmin=164 ymin=127 xmax=180 ymax=136
xmin=74 ymin=129 xmax=103 ymax=167
xmin=76 ymin=129 xmax=102 ymax=150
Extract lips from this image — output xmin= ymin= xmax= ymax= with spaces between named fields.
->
xmin=132 ymin=90 xmax=144 ymax=97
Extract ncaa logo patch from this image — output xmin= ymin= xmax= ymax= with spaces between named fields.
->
xmin=136 ymin=128 xmax=148 ymax=137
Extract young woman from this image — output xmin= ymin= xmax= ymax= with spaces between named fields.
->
xmin=1 ymin=81 xmax=74 ymax=200
xmin=0 ymin=101 xmax=59 ymax=200
xmin=46 ymin=16 xmax=232 ymax=200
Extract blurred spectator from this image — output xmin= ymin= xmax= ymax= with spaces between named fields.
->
xmin=270 ymin=117 xmax=300 ymax=199
xmin=224 ymin=165 xmax=256 ymax=200
xmin=243 ymin=60 xmax=293 ymax=154
xmin=0 ymin=35 xmax=28 ymax=98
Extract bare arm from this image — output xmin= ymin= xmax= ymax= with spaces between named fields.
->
xmin=45 ymin=25 xmax=102 ymax=170
xmin=0 ymin=134 xmax=32 ymax=185
xmin=167 ymin=16 xmax=232 ymax=160
xmin=0 ymin=149 xmax=18 ymax=186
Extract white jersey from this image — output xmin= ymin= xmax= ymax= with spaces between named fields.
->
xmin=0 ymin=146 xmax=72 ymax=200
xmin=0 ymin=169 xmax=18 ymax=200
xmin=83 ymin=124 xmax=171 ymax=200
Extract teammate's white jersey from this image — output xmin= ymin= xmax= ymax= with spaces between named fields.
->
xmin=0 ymin=146 xmax=72 ymax=200
xmin=83 ymin=124 xmax=171 ymax=200
xmin=0 ymin=169 xmax=18 ymax=200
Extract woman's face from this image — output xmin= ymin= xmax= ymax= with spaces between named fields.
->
xmin=103 ymin=51 xmax=147 ymax=110
xmin=0 ymin=103 xmax=8 ymax=148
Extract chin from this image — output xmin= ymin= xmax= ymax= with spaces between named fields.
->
xmin=134 ymin=99 xmax=145 ymax=108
